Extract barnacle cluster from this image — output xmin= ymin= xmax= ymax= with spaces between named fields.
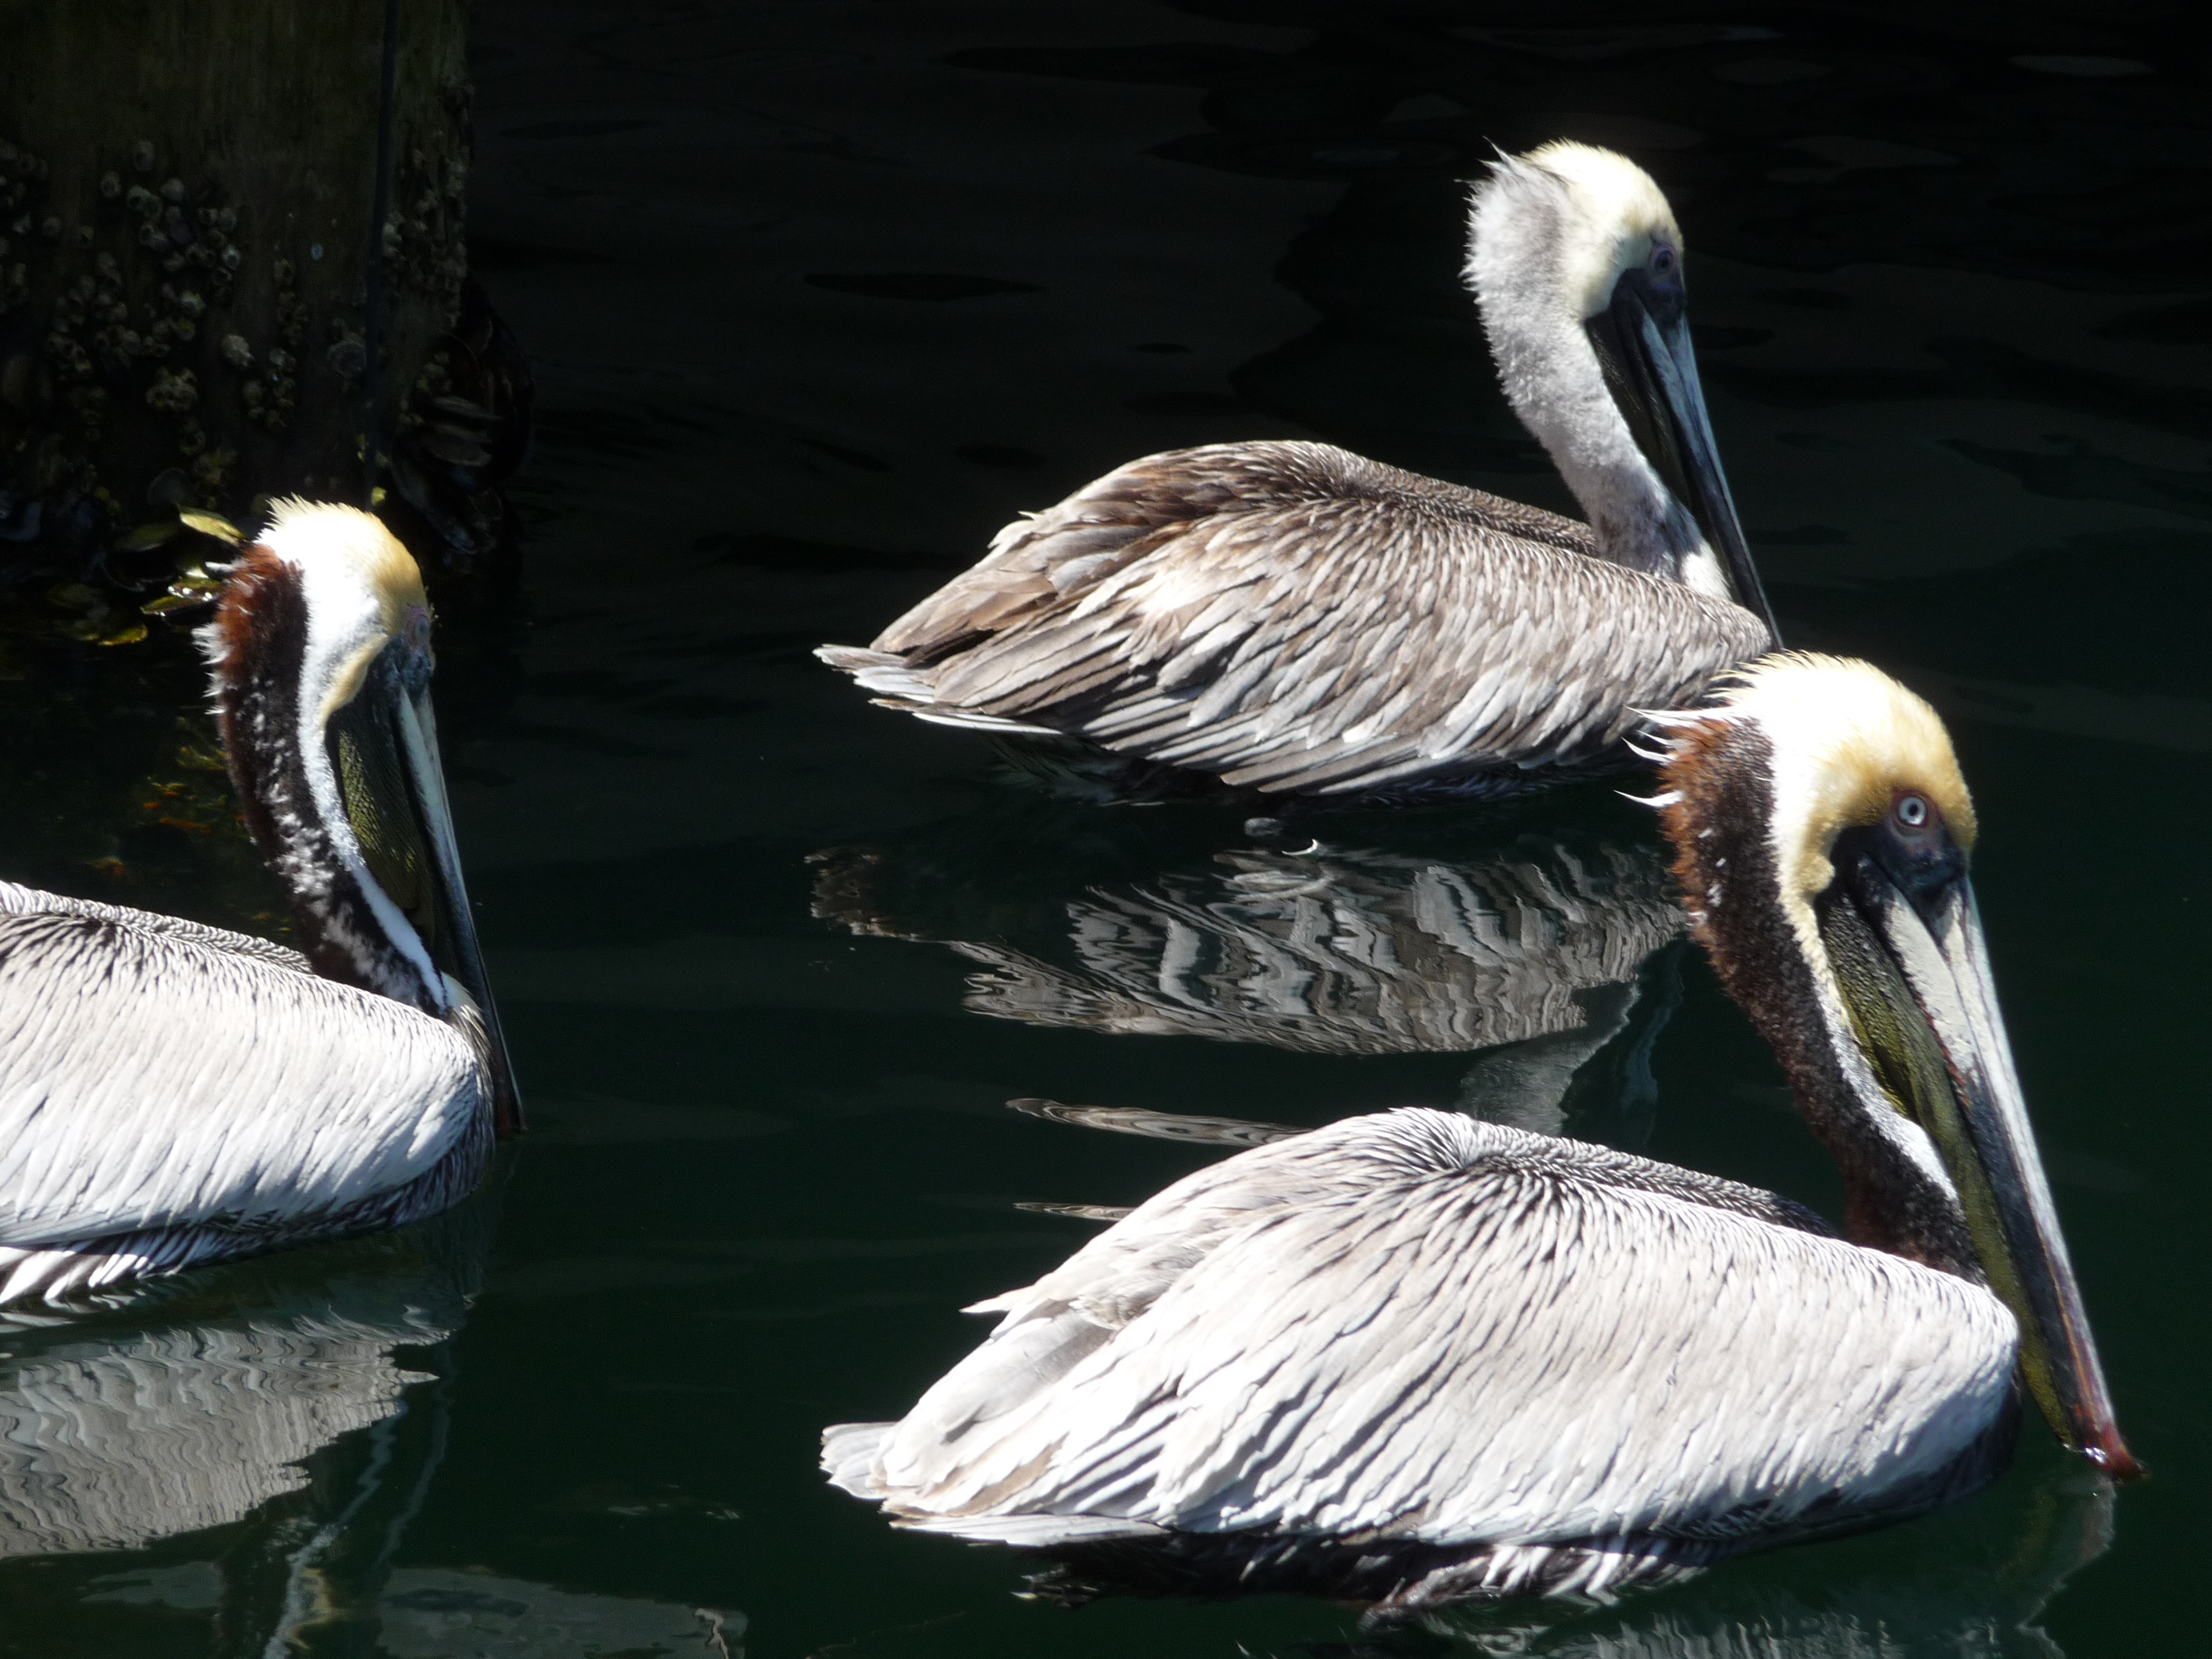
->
xmin=4 ymin=75 xmax=495 ymax=639
xmin=1 ymin=130 xmax=309 ymax=577
xmin=383 ymin=88 xmax=474 ymax=321
xmin=241 ymin=262 xmax=301 ymax=432
xmin=8 ymin=136 xmax=268 ymax=522
xmin=1 ymin=137 xmax=51 ymax=317
xmin=144 ymin=366 xmax=196 ymax=413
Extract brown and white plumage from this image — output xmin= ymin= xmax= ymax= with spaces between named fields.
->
xmin=0 ymin=885 xmax=494 ymax=1302
xmin=828 ymin=1109 xmax=2010 ymax=1605
xmin=820 ymin=144 xmax=1777 ymax=801
xmin=824 ymin=656 xmax=2131 ymax=1616
xmin=0 ymin=502 xmax=516 ymax=1306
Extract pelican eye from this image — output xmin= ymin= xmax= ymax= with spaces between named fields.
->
xmin=1650 ymin=243 xmax=1677 ymax=274
xmin=1895 ymin=794 xmax=1929 ymax=828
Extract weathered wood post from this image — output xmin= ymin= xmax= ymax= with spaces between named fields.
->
xmin=1 ymin=0 xmax=512 ymax=646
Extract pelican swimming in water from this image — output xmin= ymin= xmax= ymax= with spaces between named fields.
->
xmin=819 ymin=141 xmax=1777 ymax=801
xmin=824 ymin=655 xmax=2131 ymax=1615
xmin=0 ymin=501 xmax=517 ymax=1306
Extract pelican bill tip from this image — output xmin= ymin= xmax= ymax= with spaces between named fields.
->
xmin=2083 ymin=1432 xmax=2147 ymax=1484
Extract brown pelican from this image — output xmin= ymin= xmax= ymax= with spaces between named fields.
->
xmin=0 ymin=501 xmax=517 ymax=1306
xmin=819 ymin=141 xmax=1777 ymax=801
xmin=823 ymin=655 xmax=2132 ymax=1615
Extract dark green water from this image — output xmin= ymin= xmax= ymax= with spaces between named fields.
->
xmin=3 ymin=3 xmax=2206 ymax=1654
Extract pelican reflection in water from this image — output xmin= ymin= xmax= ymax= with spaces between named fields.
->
xmin=821 ymin=141 xmax=1776 ymax=801
xmin=0 ymin=1210 xmax=480 ymax=1563
xmin=818 ymin=818 xmax=1688 ymax=1145
xmin=0 ymin=502 xmax=516 ymax=1305
xmin=1429 ymin=1467 xmax=2111 ymax=1658
xmin=0 ymin=1196 xmax=741 ymax=1654
xmin=0 ymin=1199 xmax=483 ymax=1655
xmin=824 ymin=657 xmax=2130 ymax=1616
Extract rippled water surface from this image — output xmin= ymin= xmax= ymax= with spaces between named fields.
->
xmin=3 ymin=3 xmax=2205 ymax=1654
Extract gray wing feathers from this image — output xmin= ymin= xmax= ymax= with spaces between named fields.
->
xmin=0 ymin=908 xmax=482 ymax=1246
xmin=813 ymin=648 xmax=1062 ymax=735
xmin=816 ymin=443 xmax=1762 ymax=794
xmin=835 ymin=1110 xmax=2014 ymax=1551
xmin=869 ymin=443 xmax=1427 ymax=659
xmin=822 ymin=1421 xmax=895 ymax=1500
xmin=0 ymin=880 xmax=310 ymax=972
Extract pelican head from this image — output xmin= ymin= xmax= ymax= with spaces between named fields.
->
xmin=202 ymin=500 xmax=519 ymax=1132
xmin=1468 ymin=141 xmax=1777 ymax=638
xmin=1653 ymin=653 xmax=2131 ymax=1477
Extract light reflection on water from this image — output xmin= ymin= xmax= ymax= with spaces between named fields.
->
xmin=1 ymin=1 xmax=2206 ymax=1653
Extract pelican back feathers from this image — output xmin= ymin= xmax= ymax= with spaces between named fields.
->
xmin=0 ymin=884 xmax=492 ymax=1304
xmin=824 ymin=442 xmax=1767 ymax=799
xmin=826 ymin=1109 xmax=2017 ymax=1611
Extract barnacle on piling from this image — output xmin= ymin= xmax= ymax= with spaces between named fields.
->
xmin=144 ymin=367 xmax=198 ymax=413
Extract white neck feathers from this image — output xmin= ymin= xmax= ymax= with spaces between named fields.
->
xmin=1465 ymin=148 xmax=1705 ymax=579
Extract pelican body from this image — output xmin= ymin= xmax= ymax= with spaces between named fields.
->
xmin=820 ymin=143 xmax=1778 ymax=801
xmin=0 ymin=502 xmax=517 ymax=1306
xmin=824 ymin=657 xmax=2130 ymax=1615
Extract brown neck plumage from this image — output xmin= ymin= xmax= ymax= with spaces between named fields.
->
xmin=1657 ymin=717 xmax=1978 ymax=1278
xmin=204 ymin=547 xmax=442 ymax=1013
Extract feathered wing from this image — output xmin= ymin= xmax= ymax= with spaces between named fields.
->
xmin=819 ymin=443 xmax=1767 ymax=795
xmin=0 ymin=903 xmax=485 ymax=1267
xmin=0 ymin=879 xmax=310 ymax=972
xmin=831 ymin=1111 xmax=2015 ymax=1581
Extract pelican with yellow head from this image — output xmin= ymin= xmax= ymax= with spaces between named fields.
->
xmin=820 ymin=140 xmax=1779 ymax=802
xmin=823 ymin=655 xmax=2130 ymax=1616
xmin=0 ymin=501 xmax=517 ymax=1306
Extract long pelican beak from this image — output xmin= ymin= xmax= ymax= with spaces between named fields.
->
xmin=1825 ymin=845 xmax=2135 ymax=1479
xmin=394 ymin=686 xmax=524 ymax=1137
xmin=333 ymin=658 xmax=524 ymax=1136
xmin=1586 ymin=268 xmax=1782 ymax=643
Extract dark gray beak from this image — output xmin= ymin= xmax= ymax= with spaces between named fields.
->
xmin=1835 ymin=853 xmax=2136 ymax=1479
xmin=1587 ymin=267 xmax=1783 ymax=644
xmin=393 ymin=684 xmax=524 ymax=1137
